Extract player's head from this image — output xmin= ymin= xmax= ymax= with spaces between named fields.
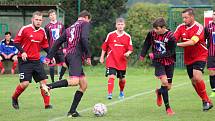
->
xmin=182 ymin=8 xmax=195 ymax=26
xmin=48 ymin=9 xmax=57 ymax=22
xmin=152 ymin=17 xmax=167 ymax=35
xmin=115 ymin=17 xmax=125 ymax=32
xmin=32 ymin=11 xmax=43 ymax=29
xmin=78 ymin=10 xmax=91 ymax=22
xmin=213 ymin=10 xmax=215 ymax=23
xmin=4 ymin=32 xmax=11 ymax=41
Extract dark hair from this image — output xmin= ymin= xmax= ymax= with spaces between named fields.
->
xmin=78 ymin=10 xmax=91 ymax=19
xmin=32 ymin=11 xmax=43 ymax=17
xmin=5 ymin=32 xmax=11 ymax=35
xmin=213 ymin=10 xmax=215 ymax=12
xmin=152 ymin=17 xmax=167 ymax=28
xmin=182 ymin=8 xmax=195 ymax=16
xmin=48 ymin=9 xmax=56 ymax=16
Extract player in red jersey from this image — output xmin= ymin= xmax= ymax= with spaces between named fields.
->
xmin=140 ymin=18 xmax=176 ymax=116
xmin=174 ymin=8 xmax=213 ymax=111
xmin=11 ymin=11 xmax=52 ymax=110
xmin=205 ymin=10 xmax=215 ymax=97
xmin=100 ymin=18 xmax=133 ymax=100
xmin=45 ymin=9 xmax=67 ymax=82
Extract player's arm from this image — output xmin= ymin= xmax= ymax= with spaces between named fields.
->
xmin=124 ymin=36 xmax=133 ymax=57
xmin=140 ymin=32 xmax=152 ymax=58
xmin=81 ymin=22 xmax=91 ymax=58
xmin=45 ymin=26 xmax=50 ymax=41
xmin=204 ymin=27 xmax=210 ymax=48
xmin=100 ymin=50 xmax=106 ymax=64
xmin=177 ymin=35 xmax=199 ymax=47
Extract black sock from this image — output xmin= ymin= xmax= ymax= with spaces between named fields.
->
xmin=59 ymin=66 xmax=67 ymax=80
xmin=158 ymin=87 xmax=162 ymax=95
xmin=47 ymin=79 xmax=68 ymax=89
xmin=161 ymin=86 xmax=170 ymax=110
xmin=69 ymin=90 xmax=83 ymax=113
xmin=50 ymin=66 xmax=55 ymax=82
xmin=210 ymin=75 xmax=215 ymax=92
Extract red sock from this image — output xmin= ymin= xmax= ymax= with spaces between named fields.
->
xmin=12 ymin=61 xmax=18 ymax=69
xmin=12 ymin=85 xmax=25 ymax=99
xmin=108 ymin=78 xmax=114 ymax=94
xmin=119 ymin=79 xmax=126 ymax=92
xmin=196 ymin=80 xmax=210 ymax=102
xmin=192 ymin=84 xmax=202 ymax=98
xmin=0 ymin=61 xmax=4 ymax=69
xmin=40 ymin=89 xmax=50 ymax=106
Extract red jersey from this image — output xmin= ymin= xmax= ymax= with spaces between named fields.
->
xmin=174 ymin=21 xmax=208 ymax=65
xmin=102 ymin=31 xmax=133 ymax=70
xmin=14 ymin=24 xmax=49 ymax=60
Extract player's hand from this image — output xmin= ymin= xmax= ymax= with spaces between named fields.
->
xmin=149 ymin=53 xmax=154 ymax=60
xmin=44 ymin=57 xmax=51 ymax=65
xmin=7 ymin=53 xmax=13 ymax=59
xmin=100 ymin=56 xmax=104 ymax=64
xmin=21 ymin=52 xmax=28 ymax=61
xmin=51 ymin=58 xmax=56 ymax=65
xmin=139 ymin=56 xmax=144 ymax=61
xmin=63 ymin=49 xmax=66 ymax=54
xmin=86 ymin=58 xmax=91 ymax=65
xmin=124 ymin=51 xmax=131 ymax=57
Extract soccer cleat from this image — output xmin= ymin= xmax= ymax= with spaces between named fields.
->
xmin=67 ymin=111 xmax=81 ymax=117
xmin=155 ymin=88 xmax=162 ymax=107
xmin=107 ymin=93 xmax=112 ymax=100
xmin=41 ymin=84 xmax=50 ymax=96
xmin=11 ymin=69 xmax=15 ymax=74
xmin=45 ymin=105 xmax=53 ymax=109
xmin=1 ymin=68 xmax=5 ymax=74
xmin=209 ymin=92 xmax=215 ymax=98
xmin=203 ymin=101 xmax=213 ymax=111
xmin=119 ymin=91 xmax=124 ymax=99
xmin=12 ymin=97 xmax=19 ymax=110
xmin=166 ymin=108 xmax=175 ymax=116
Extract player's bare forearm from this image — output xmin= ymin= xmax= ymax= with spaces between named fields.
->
xmin=100 ymin=50 xmax=106 ymax=64
xmin=177 ymin=40 xmax=195 ymax=47
xmin=124 ymin=50 xmax=132 ymax=57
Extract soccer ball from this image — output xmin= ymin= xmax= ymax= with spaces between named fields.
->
xmin=93 ymin=103 xmax=107 ymax=117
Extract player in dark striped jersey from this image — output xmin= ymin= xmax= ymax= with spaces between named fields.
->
xmin=140 ymin=17 xmax=176 ymax=116
xmin=205 ymin=10 xmax=215 ymax=97
xmin=44 ymin=10 xmax=91 ymax=117
xmin=45 ymin=9 xmax=67 ymax=82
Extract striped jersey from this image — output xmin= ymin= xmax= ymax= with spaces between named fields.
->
xmin=205 ymin=22 xmax=215 ymax=57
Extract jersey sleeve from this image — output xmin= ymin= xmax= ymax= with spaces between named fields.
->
xmin=127 ymin=35 xmax=133 ymax=51
xmin=140 ymin=31 xmax=152 ymax=57
xmin=40 ymin=30 xmax=49 ymax=49
xmin=101 ymin=33 xmax=110 ymax=51
xmin=14 ymin=26 xmax=25 ymax=44
xmin=174 ymin=26 xmax=181 ymax=42
xmin=81 ymin=22 xmax=91 ymax=58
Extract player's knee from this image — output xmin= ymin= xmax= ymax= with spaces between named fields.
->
xmin=20 ymin=81 xmax=30 ymax=88
xmin=161 ymin=80 xmax=169 ymax=86
xmin=68 ymin=78 xmax=79 ymax=86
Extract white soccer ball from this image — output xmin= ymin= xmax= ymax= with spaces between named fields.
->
xmin=93 ymin=103 xmax=107 ymax=117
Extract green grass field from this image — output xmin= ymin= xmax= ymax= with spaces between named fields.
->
xmin=0 ymin=66 xmax=215 ymax=121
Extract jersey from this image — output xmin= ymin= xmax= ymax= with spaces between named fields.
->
xmin=205 ymin=22 xmax=215 ymax=57
xmin=45 ymin=21 xmax=65 ymax=48
xmin=174 ymin=21 xmax=207 ymax=65
xmin=141 ymin=30 xmax=176 ymax=65
xmin=0 ymin=39 xmax=18 ymax=55
xmin=102 ymin=30 xmax=133 ymax=70
xmin=14 ymin=24 xmax=49 ymax=60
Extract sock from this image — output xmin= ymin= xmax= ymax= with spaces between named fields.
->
xmin=59 ymin=66 xmax=67 ymax=80
xmin=12 ymin=85 xmax=25 ymax=99
xmin=160 ymin=86 xmax=170 ymax=110
xmin=40 ymin=88 xmax=50 ymax=106
xmin=69 ymin=90 xmax=83 ymax=113
xmin=119 ymin=79 xmax=126 ymax=92
xmin=0 ymin=61 xmax=4 ymax=69
xmin=50 ymin=66 xmax=55 ymax=82
xmin=108 ymin=78 xmax=115 ymax=94
xmin=196 ymin=80 xmax=210 ymax=102
xmin=157 ymin=87 xmax=162 ymax=95
xmin=12 ymin=61 xmax=18 ymax=69
xmin=209 ymin=75 xmax=215 ymax=92
xmin=192 ymin=84 xmax=202 ymax=98
xmin=47 ymin=79 xmax=68 ymax=89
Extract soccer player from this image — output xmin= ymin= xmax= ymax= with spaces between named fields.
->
xmin=139 ymin=17 xmax=176 ymax=116
xmin=0 ymin=32 xmax=18 ymax=74
xmin=174 ymin=8 xmax=213 ymax=111
xmin=44 ymin=10 xmax=92 ymax=117
xmin=100 ymin=18 xmax=133 ymax=100
xmin=205 ymin=10 xmax=215 ymax=97
xmin=11 ymin=11 xmax=52 ymax=110
xmin=45 ymin=9 xmax=67 ymax=82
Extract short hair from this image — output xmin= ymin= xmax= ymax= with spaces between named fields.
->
xmin=5 ymin=32 xmax=11 ymax=35
xmin=152 ymin=17 xmax=167 ymax=28
xmin=48 ymin=9 xmax=56 ymax=16
xmin=78 ymin=10 xmax=91 ymax=19
xmin=213 ymin=10 xmax=215 ymax=13
xmin=116 ymin=17 xmax=125 ymax=23
xmin=32 ymin=11 xmax=43 ymax=17
xmin=182 ymin=8 xmax=195 ymax=16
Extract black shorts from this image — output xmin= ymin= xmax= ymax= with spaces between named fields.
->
xmin=18 ymin=58 xmax=48 ymax=83
xmin=65 ymin=54 xmax=84 ymax=77
xmin=186 ymin=61 xmax=206 ymax=79
xmin=0 ymin=54 xmax=17 ymax=61
xmin=54 ymin=50 xmax=65 ymax=64
xmin=207 ymin=56 xmax=215 ymax=70
xmin=154 ymin=62 xmax=174 ymax=83
xmin=105 ymin=67 xmax=126 ymax=79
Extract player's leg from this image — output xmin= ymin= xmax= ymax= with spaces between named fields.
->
xmin=59 ymin=64 xmax=67 ymax=80
xmin=49 ymin=66 xmax=55 ymax=82
xmin=207 ymin=56 xmax=215 ymax=97
xmin=106 ymin=67 xmax=117 ymax=99
xmin=11 ymin=55 xmax=18 ymax=74
xmin=55 ymin=53 xmax=67 ymax=80
xmin=165 ymin=64 xmax=175 ymax=90
xmin=117 ymin=70 xmax=126 ymax=99
xmin=0 ymin=55 xmax=5 ymax=74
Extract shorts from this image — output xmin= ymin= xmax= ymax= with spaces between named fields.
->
xmin=0 ymin=54 xmax=17 ymax=61
xmin=65 ymin=54 xmax=84 ymax=77
xmin=105 ymin=67 xmax=126 ymax=79
xmin=186 ymin=61 xmax=206 ymax=79
xmin=207 ymin=56 xmax=215 ymax=70
xmin=54 ymin=50 xmax=65 ymax=64
xmin=154 ymin=62 xmax=174 ymax=83
xmin=18 ymin=58 xmax=48 ymax=83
